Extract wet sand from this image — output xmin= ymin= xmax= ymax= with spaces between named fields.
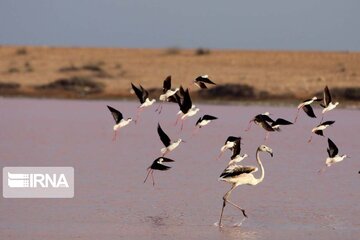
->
xmin=0 ymin=98 xmax=359 ymax=239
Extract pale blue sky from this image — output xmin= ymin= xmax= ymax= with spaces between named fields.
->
xmin=0 ymin=0 xmax=359 ymax=51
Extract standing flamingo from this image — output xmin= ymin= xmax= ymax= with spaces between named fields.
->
xmin=218 ymin=145 xmax=273 ymax=227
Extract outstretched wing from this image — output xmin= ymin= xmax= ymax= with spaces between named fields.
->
xmin=131 ymin=83 xmax=145 ymax=104
xmin=302 ymin=105 xmax=316 ymax=118
xmin=327 ymin=138 xmax=338 ymax=158
xmin=260 ymin=121 xmax=276 ymax=132
xmin=321 ymin=120 xmax=335 ymax=127
xmin=203 ymin=115 xmax=218 ymax=120
xmin=195 ymin=117 xmax=202 ymax=126
xmin=181 ymin=88 xmax=192 ymax=113
xmin=157 ymin=123 xmax=171 ymax=147
xmin=314 ymin=130 xmax=324 ymax=136
xmin=163 ymin=76 xmax=171 ymax=93
xmin=258 ymin=114 xmax=275 ymax=123
xmin=323 ymin=86 xmax=332 ymax=106
xmin=197 ymin=82 xmax=207 ymax=89
xmin=150 ymin=162 xmax=171 ymax=171
xmin=140 ymin=85 xmax=149 ymax=102
xmin=196 ymin=75 xmax=216 ymax=85
xmin=107 ymin=105 xmax=123 ymax=124
xmin=272 ymin=118 xmax=293 ymax=126
xmin=225 ymin=136 xmax=240 ymax=144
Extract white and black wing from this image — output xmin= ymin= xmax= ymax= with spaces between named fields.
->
xmin=220 ymin=165 xmax=257 ymax=178
xmin=107 ymin=105 xmax=123 ymax=124
xmin=202 ymin=114 xmax=218 ymax=121
xmin=321 ymin=120 xmax=335 ymax=127
xmin=302 ymin=105 xmax=316 ymax=118
xmin=157 ymin=123 xmax=171 ymax=147
xmin=327 ymin=138 xmax=339 ymax=158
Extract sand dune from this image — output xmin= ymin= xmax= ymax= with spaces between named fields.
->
xmin=0 ymin=45 xmax=359 ymax=103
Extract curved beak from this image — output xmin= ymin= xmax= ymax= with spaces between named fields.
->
xmin=268 ymin=149 xmax=273 ymax=157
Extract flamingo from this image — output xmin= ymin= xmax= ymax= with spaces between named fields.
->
xmin=218 ymin=145 xmax=273 ymax=227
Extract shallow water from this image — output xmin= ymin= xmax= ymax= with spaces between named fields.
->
xmin=0 ymin=98 xmax=359 ymax=239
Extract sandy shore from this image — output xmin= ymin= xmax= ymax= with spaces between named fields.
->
xmin=0 ymin=45 xmax=359 ymax=104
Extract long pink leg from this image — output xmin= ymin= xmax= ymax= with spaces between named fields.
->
xmin=245 ymin=120 xmax=253 ymax=132
xmin=264 ymin=132 xmax=270 ymax=142
xmin=180 ymin=119 xmax=184 ymax=131
xmin=112 ymin=131 xmax=117 ymax=142
xmin=191 ymin=126 xmax=200 ymax=136
xmin=135 ymin=108 xmax=144 ymax=124
xmin=143 ymin=169 xmax=152 ymax=184
xmin=174 ymin=114 xmax=181 ymax=126
xmin=294 ymin=108 xmax=301 ymax=123
xmin=151 ymin=171 xmax=155 ymax=186
xmin=155 ymin=102 xmax=163 ymax=113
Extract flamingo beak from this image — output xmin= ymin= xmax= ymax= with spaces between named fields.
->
xmin=268 ymin=150 xmax=273 ymax=157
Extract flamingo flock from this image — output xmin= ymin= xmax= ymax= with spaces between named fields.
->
xmin=106 ymin=78 xmax=348 ymax=227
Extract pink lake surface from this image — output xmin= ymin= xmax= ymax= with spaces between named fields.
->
xmin=0 ymin=98 xmax=359 ymax=240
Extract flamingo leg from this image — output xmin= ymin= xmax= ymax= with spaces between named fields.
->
xmin=219 ymin=185 xmax=246 ymax=227
xmin=180 ymin=119 xmax=184 ymax=131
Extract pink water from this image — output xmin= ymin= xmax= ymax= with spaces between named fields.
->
xmin=0 ymin=98 xmax=359 ymax=239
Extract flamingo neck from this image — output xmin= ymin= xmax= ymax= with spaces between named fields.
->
xmin=253 ymin=149 xmax=265 ymax=185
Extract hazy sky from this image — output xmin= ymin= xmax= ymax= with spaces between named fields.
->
xmin=0 ymin=0 xmax=359 ymax=51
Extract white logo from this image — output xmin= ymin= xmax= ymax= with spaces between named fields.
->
xmin=8 ymin=172 xmax=69 ymax=188
xmin=3 ymin=167 xmax=74 ymax=198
